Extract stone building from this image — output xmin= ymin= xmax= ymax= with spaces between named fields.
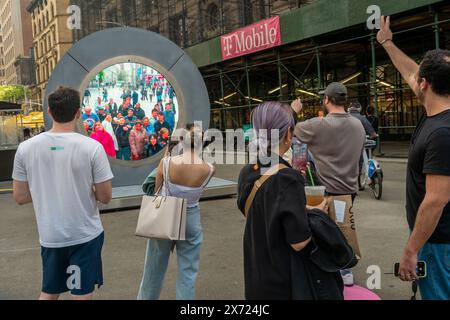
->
xmin=27 ymin=0 xmax=74 ymax=99
xmin=26 ymin=0 xmax=314 ymax=99
xmin=0 ymin=25 xmax=5 ymax=85
xmin=0 ymin=0 xmax=34 ymax=85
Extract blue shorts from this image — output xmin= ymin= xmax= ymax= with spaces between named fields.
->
xmin=418 ymin=242 xmax=450 ymax=300
xmin=41 ymin=232 xmax=104 ymax=296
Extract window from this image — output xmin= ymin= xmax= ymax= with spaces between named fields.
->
xmin=36 ymin=67 xmax=40 ymax=84
xmin=168 ymin=14 xmax=183 ymax=47
xmin=206 ymin=3 xmax=220 ymax=32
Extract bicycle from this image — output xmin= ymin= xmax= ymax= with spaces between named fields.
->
xmin=358 ymin=138 xmax=383 ymax=200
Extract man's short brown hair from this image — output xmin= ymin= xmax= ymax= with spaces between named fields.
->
xmin=48 ymin=87 xmax=80 ymax=123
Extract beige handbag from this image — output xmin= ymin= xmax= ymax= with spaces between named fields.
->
xmin=135 ymin=157 xmax=187 ymax=241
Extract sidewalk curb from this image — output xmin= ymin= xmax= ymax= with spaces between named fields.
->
xmin=374 ymin=157 xmax=408 ymax=164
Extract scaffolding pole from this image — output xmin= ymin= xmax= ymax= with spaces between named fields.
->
xmin=220 ymin=69 xmax=227 ymax=130
xmin=315 ymin=48 xmax=322 ymax=90
xmin=434 ymin=8 xmax=440 ymax=49
xmin=246 ymin=58 xmax=251 ymax=108
xmin=277 ymin=50 xmax=283 ymax=101
xmin=370 ymin=33 xmax=382 ymax=155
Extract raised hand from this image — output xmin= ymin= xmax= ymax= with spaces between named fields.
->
xmin=377 ymin=16 xmax=393 ymax=45
xmin=291 ymin=98 xmax=303 ymax=114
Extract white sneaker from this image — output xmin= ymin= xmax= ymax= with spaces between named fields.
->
xmin=340 ymin=270 xmax=354 ymax=287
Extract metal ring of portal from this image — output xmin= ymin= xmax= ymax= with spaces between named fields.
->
xmin=43 ymin=27 xmax=210 ymax=187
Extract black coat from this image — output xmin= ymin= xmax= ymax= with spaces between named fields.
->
xmin=238 ymin=160 xmax=349 ymax=300
xmin=115 ymin=126 xmax=130 ymax=148
xmin=290 ymin=209 xmax=358 ymax=300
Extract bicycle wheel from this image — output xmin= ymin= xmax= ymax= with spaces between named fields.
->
xmin=358 ymin=167 xmax=367 ymax=191
xmin=371 ymin=172 xmax=383 ymax=200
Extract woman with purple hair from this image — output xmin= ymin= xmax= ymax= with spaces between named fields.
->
xmin=237 ymin=101 xmax=343 ymax=300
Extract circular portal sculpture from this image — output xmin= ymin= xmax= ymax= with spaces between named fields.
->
xmin=43 ymin=27 xmax=210 ymax=187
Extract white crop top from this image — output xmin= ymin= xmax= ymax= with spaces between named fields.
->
xmin=161 ymin=157 xmax=214 ymax=208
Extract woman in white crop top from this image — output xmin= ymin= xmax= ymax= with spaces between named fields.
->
xmin=138 ymin=124 xmax=215 ymax=300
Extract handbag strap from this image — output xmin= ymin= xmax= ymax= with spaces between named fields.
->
xmin=154 ymin=157 xmax=170 ymax=196
xmin=162 ymin=156 xmax=171 ymax=196
xmin=244 ymin=164 xmax=289 ymax=217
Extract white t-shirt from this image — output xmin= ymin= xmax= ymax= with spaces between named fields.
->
xmin=12 ymin=132 xmax=114 ymax=248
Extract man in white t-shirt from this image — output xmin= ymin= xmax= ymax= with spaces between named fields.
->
xmin=12 ymin=87 xmax=114 ymax=300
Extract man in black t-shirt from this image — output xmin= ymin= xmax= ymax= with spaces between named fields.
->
xmin=366 ymin=107 xmax=379 ymax=133
xmin=154 ymin=112 xmax=170 ymax=135
xmin=378 ymin=17 xmax=450 ymax=300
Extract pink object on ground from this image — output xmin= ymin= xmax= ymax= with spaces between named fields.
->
xmin=344 ymin=285 xmax=382 ymax=300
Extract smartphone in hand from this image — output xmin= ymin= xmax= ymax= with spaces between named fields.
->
xmin=394 ymin=261 xmax=427 ymax=278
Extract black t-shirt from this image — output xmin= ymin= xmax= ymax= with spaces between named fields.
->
xmin=237 ymin=158 xmax=312 ymax=299
xmin=154 ymin=121 xmax=170 ymax=134
xmin=406 ymin=110 xmax=450 ymax=244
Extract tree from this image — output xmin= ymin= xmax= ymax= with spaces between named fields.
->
xmin=117 ymin=70 xmax=128 ymax=83
xmin=0 ymin=86 xmax=31 ymax=103
xmin=97 ymin=71 xmax=105 ymax=84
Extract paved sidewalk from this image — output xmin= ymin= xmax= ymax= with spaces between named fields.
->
xmin=0 ymin=162 xmax=414 ymax=300
xmin=375 ymin=141 xmax=410 ymax=159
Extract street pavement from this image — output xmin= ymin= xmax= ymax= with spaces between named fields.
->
xmin=0 ymin=161 xmax=415 ymax=300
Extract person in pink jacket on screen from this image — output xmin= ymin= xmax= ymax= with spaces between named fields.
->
xmin=90 ymin=122 xmax=116 ymax=158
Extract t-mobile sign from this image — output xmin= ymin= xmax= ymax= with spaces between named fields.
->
xmin=221 ymin=16 xmax=281 ymax=60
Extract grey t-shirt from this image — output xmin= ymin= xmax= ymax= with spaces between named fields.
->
xmin=294 ymin=113 xmax=366 ymax=194
xmin=12 ymin=132 xmax=114 ymax=248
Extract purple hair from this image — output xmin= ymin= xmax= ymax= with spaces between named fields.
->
xmin=252 ymin=101 xmax=294 ymax=142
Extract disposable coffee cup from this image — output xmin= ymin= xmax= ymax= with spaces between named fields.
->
xmin=305 ymin=186 xmax=326 ymax=207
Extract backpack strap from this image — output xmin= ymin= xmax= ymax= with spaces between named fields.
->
xmin=244 ymin=164 xmax=289 ymax=217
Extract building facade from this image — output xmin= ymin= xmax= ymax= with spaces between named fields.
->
xmin=185 ymin=0 xmax=449 ymax=141
xmin=27 ymin=0 xmax=74 ymax=100
xmin=0 ymin=0 xmax=34 ymax=85
xmin=23 ymin=0 xmax=450 ymax=142
xmin=27 ymin=0 xmax=314 ymax=100
xmin=0 ymin=24 xmax=5 ymax=85
xmin=70 ymin=0 xmax=314 ymax=48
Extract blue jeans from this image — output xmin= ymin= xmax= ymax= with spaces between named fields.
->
xmin=117 ymin=147 xmax=131 ymax=161
xmin=137 ymin=206 xmax=203 ymax=300
xmin=418 ymin=242 xmax=450 ymax=300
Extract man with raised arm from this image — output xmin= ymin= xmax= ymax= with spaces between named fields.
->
xmin=378 ymin=16 xmax=450 ymax=300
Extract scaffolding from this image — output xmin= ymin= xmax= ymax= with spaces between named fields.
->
xmin=67 ymin=1 xmax=450 ymax=152
xmin=201 ymin=4 xmax=450 ymax=153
